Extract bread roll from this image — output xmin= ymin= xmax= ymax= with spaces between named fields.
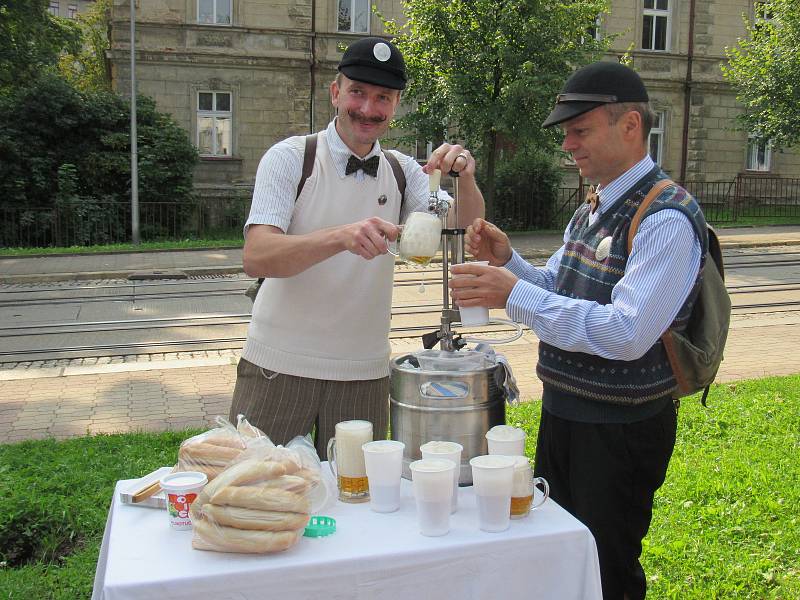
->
xmin=211 ymin=485 xmax=310 ymax=514
xmin=240 ymin=475 xmax=311 ymax=495
xmin=179 ymin=441 xmax=242 ymax=465
xmin=192 ymin=518 xmax=301 ymax=554
xmin=181 ymin=464 xmax=226 ymax=480
xmin=202 ymin=430 xmax=246 ymax=449
xmin=203 ymin=504 xmax=309 ymax=532
xmin=200 ymin=459 xmax=288 ymax=505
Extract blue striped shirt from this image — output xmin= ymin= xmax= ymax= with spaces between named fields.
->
xmin=505 ymin=155 xmax=702 ymax=361
xmin=245 ymin=120 xmax=442 ymax=234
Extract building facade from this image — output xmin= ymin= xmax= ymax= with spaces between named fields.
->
xmin=106 ymin=0 xmax=799 ymax=199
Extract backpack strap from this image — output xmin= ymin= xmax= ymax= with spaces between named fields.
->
xmin=296 ymin=133 xmax=318 ymax=200
xmin=626 ymin=178 xmax=675 ymax=254
xmin=382 ymin=149 xmax=407 ymax=211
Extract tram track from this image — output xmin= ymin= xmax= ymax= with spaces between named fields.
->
xmin=2 ymin=249 xmax=799 ymax=363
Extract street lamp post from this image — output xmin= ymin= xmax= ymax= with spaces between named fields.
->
xmin=130 ymin=0 xmax=140 ymax=245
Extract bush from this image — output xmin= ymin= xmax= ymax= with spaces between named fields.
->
xmin=483 ymin=149 xmax=562 ymax=231
xmin=0 ymin=73 xmax=198 ymax=245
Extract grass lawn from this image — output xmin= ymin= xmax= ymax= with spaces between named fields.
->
xmin=1 ymin=375 xmax=798 ymax=598
xmin=0 ymin=238 xmax=243 ymax=257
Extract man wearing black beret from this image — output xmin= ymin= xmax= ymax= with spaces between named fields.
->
xmin=230 ymin=37 xmax=485 ymax=460
xmin=450 ymin=61 xmax=708 ymax=599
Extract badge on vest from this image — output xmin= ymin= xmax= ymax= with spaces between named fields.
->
xmin=377 ymin=194 xmax=388 ymax=205
xmin=595 ymin=236 xmax=613 ymax=261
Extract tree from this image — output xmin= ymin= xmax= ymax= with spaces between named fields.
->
xmin=382 ymin=0 xmax=610 ymax=218
xmin=722 ymin=0 xmax=800 ymax=149
xmin=0 ymin=0 xmax=81 ymax=91
xmin=58 ymin=0 xmax=112 ymax=91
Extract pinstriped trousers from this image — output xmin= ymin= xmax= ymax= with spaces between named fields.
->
xmin=228 ymin=358 xmax=390 ymax=460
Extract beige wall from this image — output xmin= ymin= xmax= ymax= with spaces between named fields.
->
xmin=107 ymin=0 xmax=799 ymax=196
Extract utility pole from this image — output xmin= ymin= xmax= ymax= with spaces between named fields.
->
xmin=130 ymin=0 xmax=140 ymax=244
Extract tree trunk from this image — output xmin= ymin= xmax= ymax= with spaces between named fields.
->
xmin=483 ymin=130 xmax=497 ymax=222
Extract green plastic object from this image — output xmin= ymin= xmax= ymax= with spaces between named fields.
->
xmin=304 ymin=515 xmax=336 ymax=538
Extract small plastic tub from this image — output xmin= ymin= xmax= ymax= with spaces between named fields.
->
xmin=159 ymin=471 xmax=208 ymax=530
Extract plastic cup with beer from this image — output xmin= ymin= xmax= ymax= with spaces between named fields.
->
xmin=362 ymin=439 xmax=405 ymax=513
xmin=469 ymin=455 xmax=516 ymax=532
xmin=327 ymin=420 xmax=373 ymax=503
xmin=510 ymin=455 xmax=549 ymax=519
xmin=420 ymin=440 xmax=463 ymax=513
xmin=485 ymin=424 xmax=526 ymax=456
xmin=451 ymin=261 xmax=490 ymax=326
xmin=409 ymin=458 xmax=456 ymax=537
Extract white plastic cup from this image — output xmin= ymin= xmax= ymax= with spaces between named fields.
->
xmin=510 ymin=455 xmax=549 ymax=519
xmin=159 ymin=471 xmax=208 ymax=530
xmin=409 ymin=458 xmax=456 ymax=537
xmin=420 ymin=440 xmax=463 ymax=513
xmin=327 ymin=420 xmax=373 ymax=503
xmin=362 ymin=440 xmax=405 ymax=513
xmin=485 ymin=424 xmax=526 ymax=456
xmin=469 ymin=455 xmax=516 ymax=532
xmin=452 ymin=261 xmax=490 ymax=326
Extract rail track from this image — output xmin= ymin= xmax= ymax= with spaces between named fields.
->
xmin=1 ymin=250 xmax=798 ymax=362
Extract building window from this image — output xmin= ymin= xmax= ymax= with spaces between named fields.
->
xmin=198 ymin=0 xmax=231 ymax=25
xmin=648 ymin=111 xmax=665 ymax=165
xmin=48 ymin=1 xmax=60 ymax=16
xmin=587 ymin=14 xmax=603 ymax=41
xmin=197 ymin=91 xmax=232 ymax=156
xmin=338 ymin=0 xmax=369 ymax=33
xmin=642 ymin=0 xmax=670 ymax=51
xmin=746 ymin=135 xmax=772 ymax=171
xmin=67 ymin=3 xmax=77 ymax=18
xmin=755 ymin=0 xmax=774 ymax=21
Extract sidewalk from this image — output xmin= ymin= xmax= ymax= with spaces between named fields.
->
xmin=1 ymin=225 xmax=799 ymax=444
xmin=2 ymin=225 xmax=800 ymax=283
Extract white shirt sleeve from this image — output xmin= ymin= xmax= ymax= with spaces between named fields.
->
xmin=244 ymin=138 xmax=304 ymax=236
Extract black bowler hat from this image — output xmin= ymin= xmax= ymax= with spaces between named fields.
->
xmin=338 ymin=37 xmax=407 ymax=90
xmin=542 ymin=61 xmax=649 ymax=128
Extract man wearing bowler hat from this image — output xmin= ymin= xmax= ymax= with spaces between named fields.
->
xmin=449 ymin=61 xmax=708 ymax=598
xmin=230 ymin=37 xmax=484 ymax=459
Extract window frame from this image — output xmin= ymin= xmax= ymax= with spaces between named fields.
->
xmin=67 ymin=3 xmax=77 ymax=18
xmin=48 ymin=1 xmax=60 ymax=16
xmin=641 ymin=0 xmax=671 ymax=52
xmin=337 ymin=0 xmax=370 ymax=34
xmin=197 ymin=0 xmax=232 ymax=26
xmin=196 ymin=91 xmax=233 ymax=157
xmin=746 ymin=134 xmax=772 ymax=172
xmin=648 ymin=110 xmax=666 ymax=166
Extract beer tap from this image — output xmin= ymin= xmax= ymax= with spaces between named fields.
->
xmin=421 ymin=167 xmax=467 ymax=352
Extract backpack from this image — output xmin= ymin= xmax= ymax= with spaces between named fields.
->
xmin=628 ymin=179 xmax=731 ymax=406
xmin=244 ymin=133 xmax=407 ymax=301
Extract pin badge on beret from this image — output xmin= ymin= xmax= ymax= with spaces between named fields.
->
xmin=595 ymin=236 xmax=613 ymax=261
xmin=373 ymin=42 xmax=391 ymax=62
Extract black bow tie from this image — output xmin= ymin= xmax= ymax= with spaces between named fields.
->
xmin=345 ymin=154 xmax=380 ymax=177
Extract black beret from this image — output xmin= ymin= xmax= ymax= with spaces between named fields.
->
xmin=542 ymin=61 xmax=649 ymax=128
xmin=338 ymin=37 xmax=407 ymax=90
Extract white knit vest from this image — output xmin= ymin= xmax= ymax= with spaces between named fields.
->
xmin=242 ymin=131 xmax=402 ymax=380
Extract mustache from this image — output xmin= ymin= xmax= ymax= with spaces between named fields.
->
xmin=347 ymin=110 xmax=386 ymax=124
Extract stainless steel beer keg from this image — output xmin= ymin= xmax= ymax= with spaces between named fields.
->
xmin=389 ymin=351 xmax=506 ymax=485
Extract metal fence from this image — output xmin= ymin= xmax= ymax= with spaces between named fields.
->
xmin=1 ymin=176 xmax=798 ymax=248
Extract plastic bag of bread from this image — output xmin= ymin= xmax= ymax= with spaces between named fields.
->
xmin=189 ymin=438 xmax=330 ymax=554
xmin=174 ymin=415 xmax=267 ymax=481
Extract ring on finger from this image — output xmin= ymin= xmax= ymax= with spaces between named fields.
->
xmin=456 ymin=153 xmax=469 ymax=162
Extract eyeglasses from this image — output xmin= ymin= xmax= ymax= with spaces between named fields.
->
xmin=556 ymin=93 xmax=618 ymax=103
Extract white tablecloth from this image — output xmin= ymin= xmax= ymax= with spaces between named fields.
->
xmin=93 ymin=472 xmax=602 ymax=600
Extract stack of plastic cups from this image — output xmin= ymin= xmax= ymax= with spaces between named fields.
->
xmin=420 ymin=441 xmax=463 ymax=513
xmin=409 ymin=458 xmax=456 ymax=536
xmin=469 ymin=455 xmax=516 ymax=532
xmin=362 ymin=440 xmax=405 ymax=513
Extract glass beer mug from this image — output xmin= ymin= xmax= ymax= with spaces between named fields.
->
xmin=510 ymin=456 xmax=549 ymax=519
xmin=327 ymin=420 xmax=373 ymax=503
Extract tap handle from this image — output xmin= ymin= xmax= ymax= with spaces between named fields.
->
xmin=428 ymin=168 xmax=442 ymax=192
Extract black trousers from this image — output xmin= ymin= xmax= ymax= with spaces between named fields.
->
xmin=533 ymin=402 xmax=677 ymax=600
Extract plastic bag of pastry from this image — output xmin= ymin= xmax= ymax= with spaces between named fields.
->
xmin=189 ymin=438 xmax=329 ymax=554
xmin=174 ymin=416 xmax=246 ymax=481
xmin=235 ymin=413 xmax=268 ymax=441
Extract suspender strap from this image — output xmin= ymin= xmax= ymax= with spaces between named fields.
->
xmin=381 ymin=150 xmax=406 ymax=209
xmin=296 ymin=133 xmax=318 ymax=200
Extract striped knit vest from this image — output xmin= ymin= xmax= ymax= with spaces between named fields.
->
xmin=537 ymin=167 xmax=709 ymax=405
